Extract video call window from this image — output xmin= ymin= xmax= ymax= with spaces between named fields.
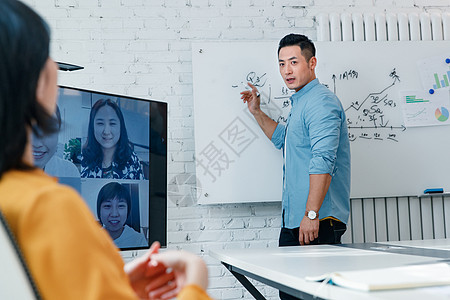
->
xmin=32 ymin=86 xmax=167 ymax=250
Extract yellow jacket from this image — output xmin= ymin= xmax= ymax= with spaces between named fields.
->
xmin=0 ymin=169 xmax=211 ymax=300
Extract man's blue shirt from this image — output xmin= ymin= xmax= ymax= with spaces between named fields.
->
xmin=271 ymin=78 xmax=351 ymax=229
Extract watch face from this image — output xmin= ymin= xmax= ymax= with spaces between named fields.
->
xmin=308 ymin=211 xmax=317 ymax=219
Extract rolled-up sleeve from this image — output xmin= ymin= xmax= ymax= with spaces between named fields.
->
xmin=306 ymin=97 xmax=342 ymax=176
xmin=271 ymin=123 xmax=286 ymax=150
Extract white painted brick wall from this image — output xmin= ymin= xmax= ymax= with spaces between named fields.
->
xmin=21 ymin=0 xmax=450 ymax=299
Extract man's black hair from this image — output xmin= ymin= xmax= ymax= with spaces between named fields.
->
xmin=278 ymin=33 xmax=316 ymax=62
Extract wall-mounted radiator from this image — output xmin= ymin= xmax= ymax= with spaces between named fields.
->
xmin=317 ymin=12 xmax=450 ymax=42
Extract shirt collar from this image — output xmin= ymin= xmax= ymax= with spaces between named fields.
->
xmin=290 ymin=78 xmax=320 ymax=105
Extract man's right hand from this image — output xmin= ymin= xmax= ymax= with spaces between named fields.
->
xmin=240 ymin=82 xmax=277 ymax=140
xmin=240 ymin=82 xmax=261 ymax=115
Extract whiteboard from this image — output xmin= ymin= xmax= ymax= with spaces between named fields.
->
xmin=192 ymin=41 xmax=450 ymax=203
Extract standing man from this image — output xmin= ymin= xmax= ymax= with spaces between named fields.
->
xmin=241 ymin=34 xmax=350 ymax=300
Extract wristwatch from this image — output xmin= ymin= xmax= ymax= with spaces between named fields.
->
xmin=305 ymin=210 xmax=318 ymax=220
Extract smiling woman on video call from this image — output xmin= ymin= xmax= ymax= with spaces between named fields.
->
xmin=81 ymin=99 xmax=144 ymax=180
xmin=0 ymin=0 xmax=211 ymax=299
xmin=97 ymin=182 xmax=147 ymax=248
xmin=32 ymin=105 xmax=80 ymax=177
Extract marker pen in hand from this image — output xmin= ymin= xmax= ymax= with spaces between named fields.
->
xmin=242 ymin=82 xmax=260 ymax=97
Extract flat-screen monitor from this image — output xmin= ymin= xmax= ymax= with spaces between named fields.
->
xmin=32 ymin=86 xmax=167 ymax=250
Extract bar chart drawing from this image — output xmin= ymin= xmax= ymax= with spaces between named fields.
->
xmin=417 ymin=54 xmax=450 ymax=91
xmin=405 ymin=95 xmax=430 ymax=103
xmin=432 ymin=70 xmax=450 ymax=89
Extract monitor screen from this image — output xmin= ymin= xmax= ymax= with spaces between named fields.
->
xmin=32 ymin=86 xmax=167 ymax=250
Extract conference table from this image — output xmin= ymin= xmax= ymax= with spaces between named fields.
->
xmin=209 ymin=239 xmax=450 ymax=300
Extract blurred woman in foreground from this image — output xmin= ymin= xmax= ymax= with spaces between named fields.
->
xmin=0 ymin=1 xmax=211 ymax=299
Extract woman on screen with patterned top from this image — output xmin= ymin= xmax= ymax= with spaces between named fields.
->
xmin=81 ymin=99 xmax=144 ymax=179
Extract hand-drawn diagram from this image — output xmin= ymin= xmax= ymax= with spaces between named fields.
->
xmin=235 ymin=69 xmax=407 ymax=143
xmin=335 ymin=68 xmax=407 ymax=142
xmin=232 ymin=71 xmax=292 ymax=125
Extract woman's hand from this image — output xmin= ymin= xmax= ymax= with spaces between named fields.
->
xmin=146 ymin=250 xmax=209 ymax=300
xmin=124 ymin=242 xmax=176 ymax=299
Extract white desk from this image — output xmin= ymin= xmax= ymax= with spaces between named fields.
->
xmin=210 ymin=240 xmax=450 ymax=300
xmin=378 ymin=238 xmax=450 ymax=251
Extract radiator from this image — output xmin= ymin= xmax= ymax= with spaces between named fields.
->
xmin=317 ymin=12 xmax=450 ymax=41
xmin=343 ymin=196 xmax=450 ymax=243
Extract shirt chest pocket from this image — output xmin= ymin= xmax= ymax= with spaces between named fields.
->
xmin=286 ymin=117 xmax=309 ymax=147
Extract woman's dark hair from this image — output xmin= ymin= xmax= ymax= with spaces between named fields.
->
xmin=96 ymin=182 xmax=132 ymax=224
xmin=278 ymin=33 xmax=316 ymax=62
xmin=82 ymin=99 xmax=133 ymax=170
xmin=0 ymin=0 xmax=56 ymax=178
